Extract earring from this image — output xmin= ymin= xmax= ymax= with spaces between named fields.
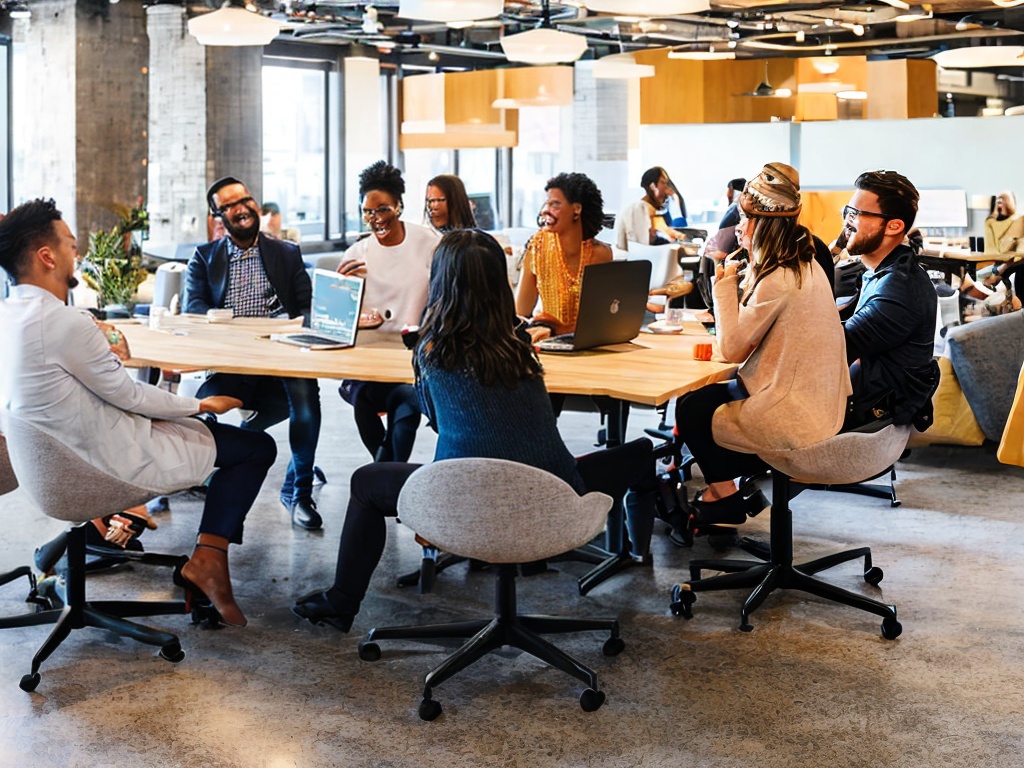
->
xmin=573 ymin=213 xmax=580 ymax=222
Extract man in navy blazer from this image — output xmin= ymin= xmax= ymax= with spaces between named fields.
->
xmin=186 ymin=177 xmax=324 ymax=530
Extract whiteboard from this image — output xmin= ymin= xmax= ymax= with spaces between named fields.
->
xmin=916 ymin=189 xmax=968 ymax=228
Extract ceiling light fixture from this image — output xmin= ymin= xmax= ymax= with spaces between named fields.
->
xmin=583 ymin=0 xmax=711 ymax=14
xmin=933 ymin=46 xmax=1024 ymax=69
xmin=187 ymin=2 xmax=281 ymax=47
xmin=668 ymin=44 xmax=735 ymax=60
xmin=500 ymin=27 xmax=588 ymax=64
xmin=398 ymin=0 xmax=503 ymax=23
xmin=7 ymin=1 xmax=30 ymax=19
xmin=738 ymin=62 xmax=792 ymax=97
xmin=893 ymin=7 xmax=932 ymax=22
xmin=592 ymin=52 xmax=656 ymax=78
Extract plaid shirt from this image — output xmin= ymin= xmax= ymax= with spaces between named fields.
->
xmin=224 ymin=239 xmax=284 ymax=317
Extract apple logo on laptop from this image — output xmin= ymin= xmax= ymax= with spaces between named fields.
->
xmin=609 ymin=299 xmax=620 ymax=315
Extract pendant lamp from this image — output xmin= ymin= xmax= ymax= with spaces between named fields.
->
xmin=501 ymin=28 xmax=588 ymax=65
xmin=398 ymin=0 xmax=504 ymax=22
xmin=188 ymin=3 xmax=282 ymax=47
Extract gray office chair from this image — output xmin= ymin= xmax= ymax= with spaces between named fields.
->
xmin=0 ymin=435 xmax=42 ymax=605
xmin=671 ymin=421 xmax=912 ymax=639
xmin=0 ymin=415 xmax=188 ymax=692
xmin=357 ymin=458 xmax=624 ymax=720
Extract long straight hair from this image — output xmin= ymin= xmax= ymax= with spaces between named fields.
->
xmin=741 ymin=215 xmax=815 ymax=303
xmin=424 ymin=175 xmax=477 ymax=231
xmin=417 ymin=229 xmax=542 ymax=388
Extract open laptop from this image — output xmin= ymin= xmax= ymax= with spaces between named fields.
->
xmin=536 ymin=260 xmax=652 ymax=353
xmin=270 ymin=269 xmax=365 ymax=350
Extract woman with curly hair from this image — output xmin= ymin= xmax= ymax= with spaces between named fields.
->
xmin=515 ymin=172 xmax=612 ymax=342
xmin=423 ymin=174 xmax=477 ymax=233
xmin=673 ymin=163 xmax=851 ymax=529
xmin=337 ymin=160 xmax=440 ymax=463
xmin=292 ymin=229 xmax=656 ymax=633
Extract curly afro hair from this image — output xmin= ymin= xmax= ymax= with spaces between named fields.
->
xmin=545 ymin=172 xmax=604 ymax=240
xmin=359 ymin=160 xmax=405 ymax=204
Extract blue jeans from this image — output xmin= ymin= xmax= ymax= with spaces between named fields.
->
xmin=197 ymin=373 xmax=321 ymax=504
xmin=202 ymin=420 xmax=277 ymax=543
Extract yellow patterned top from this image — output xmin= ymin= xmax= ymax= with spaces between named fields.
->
xmin=525 ymin=230 xmax=597 ymax=336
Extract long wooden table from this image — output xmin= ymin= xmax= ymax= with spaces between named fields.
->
xmin=117 ymin=314 xmax=736 ymax=408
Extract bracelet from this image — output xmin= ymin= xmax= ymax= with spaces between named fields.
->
xmin=106 ymin=329 xmax=122 ymax=345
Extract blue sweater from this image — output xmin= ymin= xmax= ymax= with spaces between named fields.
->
xmin=415 ymin=357 xmax=583 ymax=492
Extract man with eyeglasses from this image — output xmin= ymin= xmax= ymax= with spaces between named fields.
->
xmin=842 ymin=170 xmax=938 ymax=430
xmin=185 ymin=176 xmax=324 ymax=530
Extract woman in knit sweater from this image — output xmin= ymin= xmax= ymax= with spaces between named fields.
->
xmin=292 ymin=229 xmax=654 ymax=632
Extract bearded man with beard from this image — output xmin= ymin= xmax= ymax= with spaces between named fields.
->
xmin=186 ymin=177 xmax=324 ymax=531
xmin=841 ymin=170 xmax=938 ymax=430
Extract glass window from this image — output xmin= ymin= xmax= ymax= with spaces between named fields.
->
xmin=262 ymin=64 xmax=327 ymax=242
xmin=511 ymin=105 xmax=569 ymax=229
xmin=403 ymin=149 xmax=455 ymax=228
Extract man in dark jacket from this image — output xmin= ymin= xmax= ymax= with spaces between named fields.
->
xmin=842 ymin=170 xmax=938 ymax=430
xmin=186 ymin=177 xmax=323 ymax=530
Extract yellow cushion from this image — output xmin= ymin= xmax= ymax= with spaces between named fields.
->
xmin=998 ymin=362 xmax=1024 ymax=466
xmin=909 ymin=356 xmax=985 ymax=447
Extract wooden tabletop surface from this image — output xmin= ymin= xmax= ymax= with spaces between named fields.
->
xmin=117 ymin=315 xmax=736 ymax=406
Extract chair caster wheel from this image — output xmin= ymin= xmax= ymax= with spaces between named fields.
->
xmin=669 ymin=585 xmax=694 ymax=618
xmin=579 ymin=688 xmax=606 ymax=712
xmin=739 ymin=621 xmax=754 ymax=633
xmin=864 ymin=566 xmax=883 ymax=586
xmin=419 ymin=697 xmax=442 ymax=721
xmin=358 ymin=641 xmax=381 ymax=661
xmin=159 ymin=641 xmax=185 ymax=663
xmin=19 ymin=672 xmax=40 ymax=692
xmin=881 ymin=617 xmax=902 ymax=640
xmin=602 ymin=636 xmax=625 ymax=657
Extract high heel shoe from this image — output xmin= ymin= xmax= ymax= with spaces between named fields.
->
xmin=180 ymin=542 xmax=247 ymax=627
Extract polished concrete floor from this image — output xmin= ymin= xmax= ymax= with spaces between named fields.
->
xmin=2 ymin=387 xmax=1023 ymax=768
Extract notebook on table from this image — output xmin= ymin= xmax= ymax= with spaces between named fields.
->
xmin=270 ymin=269 xmax=365 ymax=350
xmin=536 ymin=260 xmax=652 ymax=353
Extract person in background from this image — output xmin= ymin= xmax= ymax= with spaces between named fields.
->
xmin=0 ymin=198 xmax=276 ymax=627
xmin=674 ymin=163 xmax=850 ymax=531
xmin=984 ymin=191 xmax=1018 ymax=256
xmin=841 ymin=170 xmax=939 ymax=431
xmin=423 ymin=174 xmax=477 ymax=234
xmin=614 ymin=166 xmax=688 ymax=251
xmin=260 ymin=202 xmax=301 ymax=244
xmin=292 ymin=230 xmax=656 ymax=633
xmin=337 ymin=160 xmax=439 ymax=463
xmin=186 ymin=177 xmax=323 ymax=531
xmin=703 ymin=178 xmax=748 ymax=261
xmin=516 ymin=172 xmax=612 ymax=343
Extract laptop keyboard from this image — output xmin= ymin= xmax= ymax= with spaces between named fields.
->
xmin=285 ymin=333 xmax=344 ymax=346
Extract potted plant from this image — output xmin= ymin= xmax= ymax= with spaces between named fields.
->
xmin=81 ymin=205 xmax=149 ymax=314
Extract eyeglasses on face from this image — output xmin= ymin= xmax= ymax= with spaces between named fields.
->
xmin=217 ymin=196 xmax=255 ymax=215
xmin=425 ymin=197 xmax=446 ymax=206
xmin=842 ymin=205 xmax=893 ymax=221
xmin=362 ymin=205 xmax=397 ymax=221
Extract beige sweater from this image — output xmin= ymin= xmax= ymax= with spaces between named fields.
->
xmin=711 ymin=261 xmax=852 ymax=455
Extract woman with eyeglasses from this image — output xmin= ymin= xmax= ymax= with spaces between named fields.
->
xmin=423 ymin=174 xmax=477 ymax=234
xmin=672 ymin=163 xmax=851 ymax=533
xmin=336 ymin=160 xmax=440 ymax=463
xmin=515 ymin=172 xmax=612 ymax=343
xmin=293 ymin=229 xmax=656 ymax=633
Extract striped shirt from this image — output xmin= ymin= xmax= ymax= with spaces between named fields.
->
xmin=224 ymin=239 xmax=284 ymax=317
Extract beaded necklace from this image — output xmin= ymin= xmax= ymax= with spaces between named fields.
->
xmin=531 ymin=231 xmax=595 ymax=333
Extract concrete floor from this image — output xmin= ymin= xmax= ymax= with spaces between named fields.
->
xmin=1 ymin=387 xmax=1023 ymax=768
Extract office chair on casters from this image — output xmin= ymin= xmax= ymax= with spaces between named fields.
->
xmin=670 ymin=421 xmax=911 ymax=639
xmin=0 ymin=415 xmax=191 ymax=692
xmin=0 ymin=435 xmax=48 ymax=611
xmin=358 ymin=458 xmax=624 ymax=721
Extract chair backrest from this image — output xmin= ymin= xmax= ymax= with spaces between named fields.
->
xmin=759 ymin=423 xmax=913 ymax=486
xmin=618 ymin=242 xmax=682 ymax=292
xmin=396 ymin=458 xmax=612 ymax=565
xmin=3 ymin=414 xmax=154 ymax=522
xmin=0 ymin=434 xmax=18 ymax=496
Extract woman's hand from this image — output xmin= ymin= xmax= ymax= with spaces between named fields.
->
xmin=337 ymin=259 xmax=367 ymax=277
xmin=198 ymin=396 xmax=244 ymax=415
xmin=95 ymin=321 xmax=131 ymax=361
xmin=525 ymin=325 xmax=552 ymax=343
xmin=715 ymin=260 xmax=741 ymax=281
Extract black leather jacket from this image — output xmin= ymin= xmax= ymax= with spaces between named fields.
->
xmin=844 ymin=244 xmax=939 ymax=428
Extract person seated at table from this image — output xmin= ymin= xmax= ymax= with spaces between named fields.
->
xmin=974 ymin=191 xmax=1024 ymax=301
xmin=0 ymin=198 xmax=276 ymax=627
xmin=423 ymin=174 xmax=477 ymax=234
xmin=186 ymin=176 xmax=324 ymax=531
xmin=674 ymin=163 xmax=851 ymax=528
xmin=516 ymin=172 xmax=612 ymax=343
xmin=259 ymin=201 xmax=301 ymax=244
xmin=292 ymin=229 xmax=657 ymax=632
xmin=337 ymin=160 xmax=439 ymax=463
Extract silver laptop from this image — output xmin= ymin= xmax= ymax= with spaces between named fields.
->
xmin=537 ymin=260 xmax=652 ymax=353
xmin=271 ymin=269 xmax=365 ymax=350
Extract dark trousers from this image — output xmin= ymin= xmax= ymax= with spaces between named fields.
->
xmin=675 ymin=381 xmax=768 ymax=486
xmin=328 ymin=438 xmax=657 ymax=615
xmin=201 ymin=420 xmax=277 ymax=543
xmin=198 ymin=373 xmax=321 ymax=504
xmin=341 ymin=381 xmax=422 ymax=463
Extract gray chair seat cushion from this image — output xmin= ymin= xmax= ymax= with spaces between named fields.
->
xmin=946 ymin=312 xmax=1024 ymax=442
xmin=397 ymin=458 xmax=612 ymax=565
xmin=0 ymin=436 xmax=18 ymax=496
xmin=759 ymin=424 xmax=912 ymax=485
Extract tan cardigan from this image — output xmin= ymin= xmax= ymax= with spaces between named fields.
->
xmin=711 ymin=261 xmax=852 ymax=455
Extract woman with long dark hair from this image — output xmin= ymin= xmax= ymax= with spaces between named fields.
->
xmin=674 ymin=163 xmax=851 ymax=528
xmin=292 ymin=229 xmax=655 ymax=632
xmin=423 ymin=174 xmax=477 ymax=233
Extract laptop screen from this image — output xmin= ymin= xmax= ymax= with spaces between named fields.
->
xmin=310 ymin=268 xmax=364 ymax=345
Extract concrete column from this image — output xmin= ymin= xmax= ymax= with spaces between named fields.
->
xmin=205 ymin=46 xmax=263 ymax=202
